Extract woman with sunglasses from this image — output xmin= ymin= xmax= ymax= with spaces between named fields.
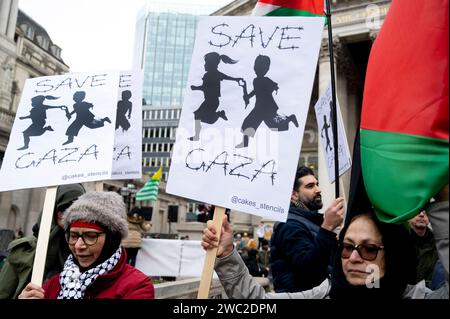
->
xmin=18 ymin=192 xmax=154 ymax=299
xmin=201 ymin=206 xmax=447 ymax=299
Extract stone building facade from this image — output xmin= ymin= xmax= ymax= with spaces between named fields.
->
xmin=0 ymin=2 xmax=69 ymax=235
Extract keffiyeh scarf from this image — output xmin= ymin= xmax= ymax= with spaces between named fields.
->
xmin=57 ymin=246 xmax=122 ymax=299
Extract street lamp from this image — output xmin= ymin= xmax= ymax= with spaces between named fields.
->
xmin=120 ymin=183 xmax=137 ymax=212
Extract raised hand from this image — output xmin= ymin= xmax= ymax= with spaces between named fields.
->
xmin=322 ymin=197 xmax=345 ymax=232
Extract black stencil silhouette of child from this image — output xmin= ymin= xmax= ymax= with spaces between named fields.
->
xmin=321 ymin=114 xmax=333 ymax=152
xmin=17 ymin=95 xmax=68 ymax=150
xmin=116 ymin=90 xmax=132 ymax=132
xmin=189 ymin=52 xmax=243 ymax=141
xmin=62 ymin=91 xmax=111 ymax=145
xmin=236 ymin=55 xmax=298 ymax=148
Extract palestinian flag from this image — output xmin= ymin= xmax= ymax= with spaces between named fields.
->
xmin=252 ymin=0 xmax=324 ymax=17
xmin=361 ymin=0 xmax=449 ymax=223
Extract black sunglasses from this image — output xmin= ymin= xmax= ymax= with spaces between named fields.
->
xmin=340 ymin=242 xmax=384 ymax=261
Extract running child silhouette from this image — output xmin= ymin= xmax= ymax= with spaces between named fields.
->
xmin=17 ymin=95 xmax=67 ymax=150
xmin=63 ymin=91 xmax=111 ymax=145
xmin=236 ymin=55 xmax=298 ymax=148
xmin=116 ymin=90 xmax=132 ymax=132
xmin=321 ymin=114 xmax=333 ymax=153
xmin=189 ymin=52 xmax=243 ymax=141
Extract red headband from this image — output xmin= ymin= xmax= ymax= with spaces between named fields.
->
xmin=70 ymin=221 xmax=104 ymax=232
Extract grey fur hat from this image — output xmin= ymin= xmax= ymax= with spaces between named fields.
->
xmin=63 ymin=191 xmax=128 ymax=239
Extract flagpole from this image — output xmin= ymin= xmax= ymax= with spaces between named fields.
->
xmin=325 ymin=0 xmax=339 ymax=197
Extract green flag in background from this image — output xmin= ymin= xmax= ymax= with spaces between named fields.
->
xmin=252 ymin=0 xmax=325 ymax=17
xmin=136 ymin=166 xmax=162 ymax=202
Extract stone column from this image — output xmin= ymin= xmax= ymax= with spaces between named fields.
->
xmin=317 ymin=37 xmax=347 ymax=211
xmin=0 ymin=0 xmax=11 ymax=36
xmin=334 ymin=40 xmax=361 ymax=203
xmin=6 ymin=0 xmax=18 ymax=39
xmin=0 ymin=192 xmax=13 ymax=228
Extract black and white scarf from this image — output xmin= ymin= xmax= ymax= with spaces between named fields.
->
xmin=57 ymin=246 xmax=122 ymax=299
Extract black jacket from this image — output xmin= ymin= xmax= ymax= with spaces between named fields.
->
xmin=270 ymin=205 xmax=338 ymax=292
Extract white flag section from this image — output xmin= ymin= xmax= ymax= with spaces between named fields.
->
xmin=111 ymin=71 xmax=143 ymax=180
xmin=0 ymin=72 xmax=119 ymax=191
xmin=314 ymin=82 xmax=352 ymax=183
xmin=167 ymin=16 xmax=324 ymax=222
xmin=136 ymin=239 xmax=217 ymax=278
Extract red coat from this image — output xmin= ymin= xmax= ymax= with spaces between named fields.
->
xmin=43 ymin=248 xmax=154 ymax=299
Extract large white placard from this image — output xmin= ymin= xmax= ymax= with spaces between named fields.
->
xmin=166 ymin=16 xmax=324 ymax=222
xmin=111 ymin=71 xmax=143 ymax=180
xmin=314 ymin=82 xmax=352 ymax=183
xmin=0 ymin=72 xmax=119 ymax=191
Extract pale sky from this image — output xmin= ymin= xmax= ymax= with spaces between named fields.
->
xmin=18 ymin=0 xmax=233 ymax=72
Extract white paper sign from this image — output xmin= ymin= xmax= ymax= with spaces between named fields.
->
xmin=111 ymin=71 xmax=143 ymax=180
xmin=314 ymin=82 xmax=352 ymax=183
xmin=166 ymin=16 xmax=324 ymax=222
xmin=0 ymin=72 xmax=120 ymax=191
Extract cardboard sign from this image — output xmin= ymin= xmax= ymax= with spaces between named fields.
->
xmin=166 ymin=16 xmax=324 ymax=222
xmin=314 ymin=82 xmax=352 ymax=183
xmin=0 ymin=72 xmax=120 ymax=191
xmin=111 ymin=71 xmax=143 ymax=180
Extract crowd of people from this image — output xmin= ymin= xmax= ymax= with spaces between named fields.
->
xmin=201 ymin=167 xmax=448 ymax=300
xmin=0 ymin=186 xmax=154 ymax=299
xmin=0 ymin=167 xmax=448 ymax=300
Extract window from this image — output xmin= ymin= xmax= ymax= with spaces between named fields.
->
xmin=26 ymin=26 xmax=35 ymax=39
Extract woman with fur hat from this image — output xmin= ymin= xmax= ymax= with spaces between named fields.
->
xmin=0 ymin=183 xmax=85 ymax=299
xmin=18 ymin=191 xmax=154 ymax=299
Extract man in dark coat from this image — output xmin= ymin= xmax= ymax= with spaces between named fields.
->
xmin=270 ymin=166 xmax=344 ymax=292
xmin=408 ymin=210 xmax=440 ymax=288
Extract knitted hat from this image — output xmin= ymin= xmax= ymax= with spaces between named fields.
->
xmin=63 ymin=191 xmax=128 ymax=239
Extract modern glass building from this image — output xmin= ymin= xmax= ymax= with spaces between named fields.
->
xmin=138 ymin=11 xmax=198 ymax=181
xmin=134 ymin=2 xmax=229 ymax=181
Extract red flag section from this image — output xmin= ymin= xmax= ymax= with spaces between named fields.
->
xmin=256 ymin=0 xmax=324 ymax=15
xmin=361 ymin=0 xmax=449 ymax=141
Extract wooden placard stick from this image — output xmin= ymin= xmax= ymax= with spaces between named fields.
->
xmin=197 ymin=206 xmax=226 ymax=299
xmin=30 ymin=186 xmax=57 ymax=286
xmin=95 ymin=181 xmax=103 ymax=192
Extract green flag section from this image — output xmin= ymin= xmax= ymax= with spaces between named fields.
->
xmin=361 ymin=130 xmax=448 ymax=223
xmin=361 ymin=0 xmax=449 ymax=223
xmin=136 ymin=166 xmax=162 ymax=202
xmin=252 ymin=0 xmax=324 ymax=17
